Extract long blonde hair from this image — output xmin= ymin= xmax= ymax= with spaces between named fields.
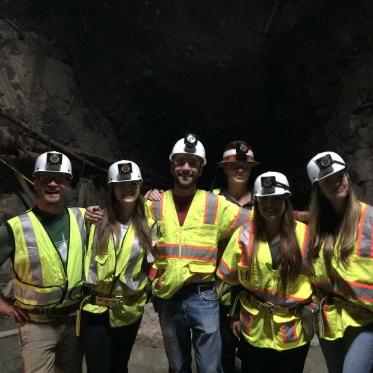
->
xmin=95 ymin=185 xmax=151 ymax=255
xmin=252 ymin=197 xmax=302 ymax=292
xmin=308 ymin=180 xmax=360 ymax=282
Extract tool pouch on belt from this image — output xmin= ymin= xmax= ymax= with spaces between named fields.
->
xmin=76 ymin=295 xmax=90 ymax=337
xmin=300 ymin=301 xmax=320 ymax=339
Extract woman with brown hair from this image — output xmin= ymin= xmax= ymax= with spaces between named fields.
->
xmin=306 ymin=151 xmax=373 ymax=373
xmin=81 ymin=160 xmax=153 ymax=373
xmin=213 ymin=140 xmax=258 ymax=209
xmin=217 ymin=171 xmax=313 ymax=373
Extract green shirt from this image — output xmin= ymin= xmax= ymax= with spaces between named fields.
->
xmin=0 ymin=207 xmax=70 ymax=266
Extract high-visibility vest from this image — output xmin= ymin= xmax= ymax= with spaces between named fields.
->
xmin=7 ymin=208 xmax=86 ymax=309
xmin=212 ymin=188 xmax=253 ymax=306
xmin=84 ymin=222 xmax=148 ymax=327
xmin=308 ymin=202 xmax=373 ymax=340
xmin=217 ymin=220 xmax=313 ymax=350
xmin=147 ymin=189 xmax=250 ymax=299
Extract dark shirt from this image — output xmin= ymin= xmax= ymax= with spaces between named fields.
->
xmin=219 ymin=188 xmax=253 ymax=209
xmin=172 ymin=192 xmax=195 ymax=226
xmin=0 ymin=207 xmax=70 ymax=266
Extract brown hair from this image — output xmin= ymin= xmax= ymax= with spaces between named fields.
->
xmin=308 ymin=182 xmax=360 ymax=283
xmin=252 ymin=197 xmax=302 ymax=291
xmin=95 ymin=185 xmax=152 ymax=255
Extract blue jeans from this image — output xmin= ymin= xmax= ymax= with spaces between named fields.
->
xmin=319 ymin=323 xmax=373 ymax=373
xmin=157 ymin=286 xmax=223 ymax=373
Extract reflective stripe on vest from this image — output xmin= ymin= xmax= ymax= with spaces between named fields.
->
xmin=239 ymin=223 xmax=255 ymax=271
xmin=218 ymin=257 xmax=239 ymax=284
xmin=122 ymin=236 xmax=145 ymax=291
xmin=69 ymin=207 xmax=86 ymax=252
xmin=152 ymin=197 xmax=164 ymax=221
xmin=13 ymin=286 xmax=63 ymax=304
xmin=87 ymin=228 xmax=100 ymax=284
xmin=156 ymin=243 xmax=217 ymax=262
xmin=16 ymin=208 xmax=85 ymax=284
xmin=347 ymin=281 xmax=373 ymax=302
xmin=280 ymin=321 xmax=298 ymax=344
xmin=227 ymin=208 xmax=251 ymax=236
xmin=247 ymin=288 xmax=306 ymax=308
xmin=357 ymin=205 xmax=373 ymax=258
xmin=19 ymin=214 xmax=43 ymax=285
xmin=203 ymin=193 xmax=218 ymax=224
xmin=240 ymin=307 xmax=253 ymax=333
xmin=87 ymin=225 xmax=146 ymax=292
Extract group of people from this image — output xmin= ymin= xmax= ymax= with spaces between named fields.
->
xmin=0 ymin=133 xmax=372 ymax=373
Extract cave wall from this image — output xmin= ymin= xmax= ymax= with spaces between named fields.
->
xmin=0 ymin=0 xmax=372 ymax=215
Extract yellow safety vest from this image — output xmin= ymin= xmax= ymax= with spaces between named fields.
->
xmin=212 ymin=188 xmax=253 ymax=306
xmin=309 ymin=202 xmax=373 ymax=340
xmin=217 ymin=220 xmax=313 ymax=350
xmin=147 ymin=189 xmax=250 ymax=299
xmin=84 ymin=222 xmax=149 ymax=327
xmin=7 ymin=208 xmax=86 ymax=309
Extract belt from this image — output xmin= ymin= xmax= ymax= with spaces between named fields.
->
xmin=24 ymin=304 xmax=79 ymax=318
xmin=246 ymin=293 xmax=311 ymax=317
xmin=87 ymin=292 xmax=145 ymax=308
xmin=176 ymin=283 xmax=215 ymax=297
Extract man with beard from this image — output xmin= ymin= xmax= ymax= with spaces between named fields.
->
xmin=0 ymin=151 xmax=85 ymax=373
xmin=147 ymin=134 xmax=250 ymax=373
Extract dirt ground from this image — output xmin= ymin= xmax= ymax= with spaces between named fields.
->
xmin=0 ymin=304 xmax=327 ymax=373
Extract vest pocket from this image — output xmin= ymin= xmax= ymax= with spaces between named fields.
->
xmin=272 ymin=315 xmax=302 ymax=349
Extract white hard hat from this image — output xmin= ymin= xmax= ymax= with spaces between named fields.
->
xmin=33 ymin=151 xmax=72 ymax=178
xmin=307 ymin=151 xmax=346 ymax=184
xmin=254 ymin=171 xmax=291 ymax=198
xmin=169 ymin=134 xmax=207 ymax=166
xmin=108 ymin=160 xmax=142 ymax=184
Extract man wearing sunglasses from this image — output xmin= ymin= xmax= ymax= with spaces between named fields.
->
xmin=146 ymin=134 xmax=250 ymax=373
xmin=0 ymin=151 xmax=86 ymax=373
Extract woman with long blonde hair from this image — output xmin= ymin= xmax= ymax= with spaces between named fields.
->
xmin=81 ymin=160 xmax=153 ymax=373
xmin=306 ymin=151 xmax=373 ymax=373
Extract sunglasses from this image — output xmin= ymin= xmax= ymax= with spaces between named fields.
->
xmin=173 ymin=158 xmax=202 ymax=168
xmin=36 ymin=174 xmax=68 ymax=185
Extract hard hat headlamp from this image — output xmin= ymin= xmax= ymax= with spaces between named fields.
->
xmin=184 ymin=133 xmax=198 ymax=150
xmin=235 ymin=143 xmax=249 ymax=162
xmin=316 ymin=154 xmax=333 ymax=170
xmin=45 ymin=152 xmax=63 ymax=172
xmin=260 ymin=176 xmax=289 ymax=195
xmin=315 ymin=154 xmax=346 ymax=172
xmin=118 ymin=162 xmax=132 ymax=180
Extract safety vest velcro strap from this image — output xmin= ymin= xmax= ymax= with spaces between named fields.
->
xmin=14 ymin=285 xmax=63 ymax=306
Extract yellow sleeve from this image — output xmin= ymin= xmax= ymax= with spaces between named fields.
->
xmin=216 ymin=227 xmax=242 ymax=285
xmin=216 ymin=196 xmax=251 ymax=240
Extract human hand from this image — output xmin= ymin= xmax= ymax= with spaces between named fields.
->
xmin=230 ymin=320 xmax=241 ymax=339
xmin=0 ymin=297 xmax=28 ymax=325
xmin=144 ymin=189 xmax=164 ymax=201
xmin=85 ymin=205 xmax=103 ymax=223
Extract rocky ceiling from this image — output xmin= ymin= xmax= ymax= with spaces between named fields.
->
xmin=1 ymin=0 xmax=373 ymax=217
